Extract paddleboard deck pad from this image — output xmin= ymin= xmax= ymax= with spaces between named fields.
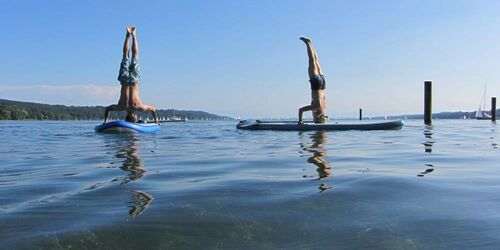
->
xmin=95 ymin=121 xmax=160 ymax=133
xmin=236 ymin=120 xmax=404 ymax=131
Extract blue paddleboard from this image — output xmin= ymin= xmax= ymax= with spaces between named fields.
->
xmin=236 ymin=120 xmax=404 ymax=131
xmin=95 ymin=120 xmax=160 ymax=133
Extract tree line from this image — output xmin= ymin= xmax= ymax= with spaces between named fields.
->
xmin=0 ymin=99 xmax=232 ymax=121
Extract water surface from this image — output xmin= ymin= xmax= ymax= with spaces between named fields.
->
xmin=0 ymin=120 xmax=498 ymax=249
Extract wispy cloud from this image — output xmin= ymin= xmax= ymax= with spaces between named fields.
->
xmin=0 ymin=84 xmax=120 ymax=106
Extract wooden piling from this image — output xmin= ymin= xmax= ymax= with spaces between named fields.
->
xmin=359 ymin=108 xmax=362 ymax=120
xmin=492 ymin=97 xmax=497 ymax=121
xmin=424 ymin=81 xmax=432 ymax=124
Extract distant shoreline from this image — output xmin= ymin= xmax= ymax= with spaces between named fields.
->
xmin=2 ymin=98 xmax=498 ymax=121
xmin=0 ymin=99 xmax=234 ymax=121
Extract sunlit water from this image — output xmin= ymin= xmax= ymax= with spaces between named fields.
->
xmin=0 ymin=120 xmax=498 ymax=249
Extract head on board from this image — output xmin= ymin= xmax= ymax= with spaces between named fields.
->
xmin=125 ymin=110 xmax=137 ymax=123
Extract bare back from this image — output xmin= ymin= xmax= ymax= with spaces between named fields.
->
xmin=311 ymin=90 xmax=326 ymax=109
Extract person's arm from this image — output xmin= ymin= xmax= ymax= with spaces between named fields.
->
xmin=298 ymin=105 xmax=313 ymax=124
xmin=104 ymin=104 xmax=125 ymax=123
xmin=104 ymin=105 xmax=113 ymax=123
xmin=151 ymin=109 xmax=159 ymax=124
xmin=132 ymin=104 xmax=159 ymax=124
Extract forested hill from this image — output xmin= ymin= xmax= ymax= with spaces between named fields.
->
xmin=0 ymin=99 xmax=233 ymax=121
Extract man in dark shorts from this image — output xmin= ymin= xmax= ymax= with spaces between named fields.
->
xmin=298 ymin=37 xmax=328 ymax=124
xmin=103 ymin=26 xmax=159 ymax=124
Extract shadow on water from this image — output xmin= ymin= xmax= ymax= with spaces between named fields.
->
xmin=300 ymin=131 xmax=332 ymax=192
xmin=103 ymin=133 xmax=154 ymax=218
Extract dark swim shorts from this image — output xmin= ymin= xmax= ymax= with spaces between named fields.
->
xmin=118 ymin=58 xmax=141 ymax=84
xmin=310 ymin=74 xmax=326 ymax=90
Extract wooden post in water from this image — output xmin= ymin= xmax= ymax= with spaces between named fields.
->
xmin=492 ymin=97 xmax=497 ymax=121
xmin=359 ymin=108 xmax=363 ymax=120
xmin=424 ymin=81 xmax=432 ymax=124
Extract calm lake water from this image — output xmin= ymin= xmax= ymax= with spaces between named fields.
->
xmin=0 ymin=120 xmax=498 ymax=249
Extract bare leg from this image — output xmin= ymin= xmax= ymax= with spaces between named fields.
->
xmin=128 ymin=27 xmax=142 ymax=107
xmin=123 ymin=27 xmax=132 ymax=59
xmin=311 ymin=44 xmax=323 ymax=75
xmin=300 ymin=37 xmax=323 ymax=77
xmin=130 ymin=27 xmax=139 ymax=60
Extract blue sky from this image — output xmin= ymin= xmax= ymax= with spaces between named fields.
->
xmin=0 ymin=0 xmax=499 ymax=118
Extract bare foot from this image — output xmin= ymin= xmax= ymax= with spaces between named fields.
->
xmin=300 ymin=37 xmax=311 ymax=43
xmin=130 ymin=26 xmax=137 ymax=37
xmin=298 ymin=120 xmax=305 ymax=125
xmin=126 ymin=26 xmax=132 ymax=35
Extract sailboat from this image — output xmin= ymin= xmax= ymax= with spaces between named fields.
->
xmin=476 ymin=84 xmax=491 ymax=120
xmin=160 ymin=109 xmax=186 ymax=123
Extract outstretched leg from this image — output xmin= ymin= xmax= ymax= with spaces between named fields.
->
xmin=300 ymin=37 xmax=323 ymax=78
xmin=123 ymin=27 xmax=132 ymax=59
xmin=118 ymin=27 xmax=133 ymax=84
xmin=130 ymin=27 xmax=139 ymax=60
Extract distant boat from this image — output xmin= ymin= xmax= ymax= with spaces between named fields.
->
xmin=476 ymin=106 xmax=491 ymax=120
xmin=476 ymin=84 xmax=491 ymax=120
xmin=159 ymin=110 xmax=187 ymax=123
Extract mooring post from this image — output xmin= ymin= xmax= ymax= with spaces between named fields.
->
xmin=359 ymin=108 xmax=362 ymax=120
xmin=492 ymin=97 xmax=497 ymax=121
xmin=424 ymin=81 xmax=432 ymax=124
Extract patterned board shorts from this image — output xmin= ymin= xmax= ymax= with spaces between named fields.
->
xmin=118 ymin=58 xmax=141 ymax=84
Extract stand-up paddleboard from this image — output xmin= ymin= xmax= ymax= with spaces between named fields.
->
xmin=236 ymin=120 xmax=404 ymax=131
xmin=95 ymin=120 xmax=160 ymax=133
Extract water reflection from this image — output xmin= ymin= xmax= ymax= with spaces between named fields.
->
xmin=129 ymin=190 xmax=154 ymax=218
xmin=105 ymin=134 xmax=154 ymax=217
xmin=300 ymin=131 xmax=332 ymax=191
xmin=491 ymin=126 xmax=498 ymax=149
xmin=423 ymin=125 xmax=435 ymax=153
xmin=420 ymin=125 xmax=436 ymax=177
xmin=417 ymin=164 xmax=435 ymax=177
xmin=113 ymin=135 xmax=146 ymax=184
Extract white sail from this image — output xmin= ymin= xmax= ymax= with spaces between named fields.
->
xmin=476 ymin=84 xmax=491 ymax=119
xmin=476 ymin=105 xmax=485 ymax=118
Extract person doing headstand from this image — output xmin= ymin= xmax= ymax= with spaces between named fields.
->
xmin=103 ymin=26 xmax=159 ymax=124
xmin=298 ymin=37 xmax=328 ymax=125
